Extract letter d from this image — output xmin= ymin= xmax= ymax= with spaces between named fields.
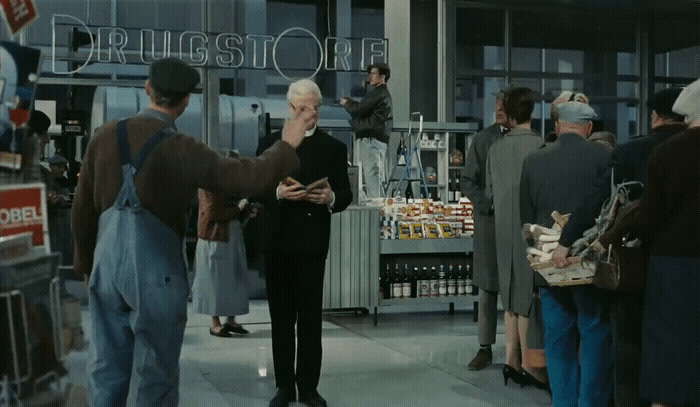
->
xmin=52 ymin=14 xmax=94 ymax=74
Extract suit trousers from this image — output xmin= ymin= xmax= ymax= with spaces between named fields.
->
xmin=265 ymin=252 xmax=326 ymax=394
xmin=540 ymin=285 xmax=613 ymax=407
xmin=478 ymin=289 xmax=498 ymax=345
xmin=610 ymin=292 xmax=649 ymax=407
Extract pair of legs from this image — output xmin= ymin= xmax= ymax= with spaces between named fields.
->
xmin=357 ymin=137 xmax=387 ymax=199
xmin=540 ymin=285 xmax=613 ymax=407
xmin=504 ymin=311 xmax=548 ymax=382
xmin=265 ymin=253 xmax=326 ymax=396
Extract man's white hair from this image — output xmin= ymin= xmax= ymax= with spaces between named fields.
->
xmin=287 ymin=79 xmax=322 ymax=102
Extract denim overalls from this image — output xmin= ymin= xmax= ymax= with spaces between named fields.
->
xmin=88 ymin=118 xmax=188 ymax=406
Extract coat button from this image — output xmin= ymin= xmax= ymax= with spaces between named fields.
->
xmin=307 ymin=212 xmax=312 ymax=216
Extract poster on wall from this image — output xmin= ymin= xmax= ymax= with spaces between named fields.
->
xmin=0 ymin=41 xmax=41 ymax=169
xmin=0 ymin=0 xmax=37 ymax=35
xmin=0 ymin=182 xmax=49 ymax=252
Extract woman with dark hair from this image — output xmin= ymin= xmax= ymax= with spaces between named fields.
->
xmin=485 ymin=87 xmax=549 ymax=390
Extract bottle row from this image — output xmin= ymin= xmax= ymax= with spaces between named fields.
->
xmin=380 ymin=261 xmax=474 ymax=300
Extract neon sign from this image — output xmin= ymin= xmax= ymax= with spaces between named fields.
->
xmin=51 ymin=14 xmax=388 ymax=80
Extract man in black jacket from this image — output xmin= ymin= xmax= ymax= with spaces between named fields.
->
xmin=552 ymin=87 xmax=686 ymax=407
xmin=340 ymin=63 xmax=393 ymax=199
xmin=258 ymin=79 xmax=353 ymax=407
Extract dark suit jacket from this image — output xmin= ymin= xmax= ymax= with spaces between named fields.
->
xmin=558 ymin=122 xmax=687 ymax=247
xmin=256 ymin=128 xmax=352 ymax=255
xmin=520 ymin=133 xmax=612 ymax=233
xmin=462 ymin=123 xmax=504 ymax=291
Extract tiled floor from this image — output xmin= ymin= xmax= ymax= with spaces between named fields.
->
xmin=66 ymin=298 xmax=551 ymax=406
xmin=172 ymin=300 xmax=552 ymax=406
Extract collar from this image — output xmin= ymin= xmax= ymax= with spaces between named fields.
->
xmin=557 ymin=132 xmax=586 ymax=143
xmin=137 ymin=108 xmax=178 ymax=131
xmin=305 ymin=125 xmax=317 ymax=138
xmin=499 ymin=125 xmax=509 ymax=134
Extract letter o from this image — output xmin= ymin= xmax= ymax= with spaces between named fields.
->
xmin=272 ymin=27 xmax=323 ymax=81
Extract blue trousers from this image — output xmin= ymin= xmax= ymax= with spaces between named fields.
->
xmin=540 ymin=285 xmax=613 ymax=407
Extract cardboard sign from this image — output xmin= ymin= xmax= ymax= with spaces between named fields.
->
xmin=0 ymin=182 xmax=49 ymax=251
xmin=0 ymin=0 xmax=37 ymax=35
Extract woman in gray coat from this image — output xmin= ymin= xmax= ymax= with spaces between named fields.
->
xmin=486 ymin=87 xmax=548 ymax=387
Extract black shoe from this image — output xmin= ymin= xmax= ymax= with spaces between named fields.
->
xmin=298 ymin=389 xmax=327 ymax=407
xmin=521 ymin=370 xmax=551 ymax=394
xmin=269 ymin=387 xmax=296 ymax=407
xmin=468 ymin=348 xmax=493 ymax=371
xmin=502 ymin=365 xmax=527 ymax=386
xmin=222 ymin=323 xmax=249 ymax=335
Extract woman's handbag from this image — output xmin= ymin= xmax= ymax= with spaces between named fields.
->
xmin=590 ymin=243 xmax=646 ymax=292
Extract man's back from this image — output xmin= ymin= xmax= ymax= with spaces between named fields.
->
xmin=72 ymin=114 xmax=299 ymax=276
xmin=520 ymin=133 xmax=611 ymax=228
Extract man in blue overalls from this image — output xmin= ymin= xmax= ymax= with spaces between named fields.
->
xmin=71 ymin=58 xmax=311 ymax=406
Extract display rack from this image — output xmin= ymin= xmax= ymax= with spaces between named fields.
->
xmin=322 ymin=207 xmax=478 ymax=326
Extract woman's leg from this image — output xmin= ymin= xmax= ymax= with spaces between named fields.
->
xmin=504 ymin=311 xmax=521 ymax=369
xmin=517 ymin=314 xmax=548 ymax=383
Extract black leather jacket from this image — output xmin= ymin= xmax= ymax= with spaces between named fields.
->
xmin=343 ymin=84 xmax=393 ymax=143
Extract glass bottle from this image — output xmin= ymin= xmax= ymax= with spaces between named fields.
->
xmin=438 ymin=265 xmax=447 ymax=296
xmin=457 ymin=264 xmax=466 ymax=296
xmin=402 ymin=263 xmax=411 ymax=298
xmin=392 ymin=263 xmax=403 ymax=299
xmin=465 ymin=261 xmax=473 ymax=295
xmin=430 ymin=266 xmax=439 ymax=297
xmin=447 ymin=264 xmax=457 ymax=296
xmin=419 ymin=266 xmax=430 ymax=297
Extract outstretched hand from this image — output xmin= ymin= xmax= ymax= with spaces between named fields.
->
xmin=282 ymin=106 xmax=315 ymax=148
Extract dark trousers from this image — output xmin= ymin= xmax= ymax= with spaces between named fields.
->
xmin=265 ymin=252 xmax=326 ymax=394
xmin=611 ymin=292 xmax=649 ymax=407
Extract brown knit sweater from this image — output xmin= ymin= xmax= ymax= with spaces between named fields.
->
xmin=71 ymin=115 xmax=299 ymax=276
xmin=196 ymin=189 xmax=242 ymax=242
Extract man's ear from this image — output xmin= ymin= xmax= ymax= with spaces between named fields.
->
xmin=554 ymin=121 xmax=560 ymax=135
xmin=586 ymin=122 xmax=593 ymax=137
xmin=145 ymin=79 xmax=152 ymax=96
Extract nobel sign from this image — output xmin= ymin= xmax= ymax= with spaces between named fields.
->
xmin=52 ymin=14 xmax=388 ymax=80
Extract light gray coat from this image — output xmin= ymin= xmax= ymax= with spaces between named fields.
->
xmin=462 ymin=123 xmax=503 ymax=292
xmin=485 ymin=127 xmax=543 ymax=314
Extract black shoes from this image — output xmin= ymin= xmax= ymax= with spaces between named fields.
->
xmin=520 ymin=370 xmax=551 ymax=394
xmin=222 ymin=323 xmax=249 ymax=335
xmin=468 ymin=348 xmax=493 ymax=371
xmin=298 ymin=389 xmax=327 ymax=407
xmin=502 ymin=365 xmax=527 ymax=386
xmin=269 ymin=387 xmax=296 ymax=407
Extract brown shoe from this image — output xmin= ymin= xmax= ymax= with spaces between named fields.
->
xmin=468 ymin=348 xmax=493 ymax=370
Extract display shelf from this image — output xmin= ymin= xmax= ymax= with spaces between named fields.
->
xmin=380 ymin=238 xmax=473 ymax=254
xmin=378 ymin=296 xmax=475 ymax=306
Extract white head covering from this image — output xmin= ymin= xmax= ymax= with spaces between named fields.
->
xmin=672 ymin=77 xmax=700 ymax=124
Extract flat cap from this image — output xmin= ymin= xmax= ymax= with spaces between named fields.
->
xmin=48 ymin=154 xmax=68 ymax=166
xmin=647 ymin=87 xmax=683 ymax=116
xmin=556 ymin=101 xmax=597 ymax=124
xmin=673 ymin=78 xmax=700 ymax=123
xmin=28 ymin=110 xmax=50 ymax=134
xmin=149 ymin=58 xmax=200 ymax=97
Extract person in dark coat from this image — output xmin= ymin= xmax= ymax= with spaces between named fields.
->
xmin=605 ymin=79 xmax=700 ymax=407
xmin=257 ymin=79 xmax=352 ymax=407
xmin=462 ymin=91 xmax=509 ymax=370
xmin=485 ymin=87 xmax=548 ymax=386
xmin=553 ymin=87 xmax=686 ymax=407
xmin=520 ymin=101 xmax=613 ymax=406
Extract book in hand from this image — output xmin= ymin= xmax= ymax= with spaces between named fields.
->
xmin=284 ymin=176 xmax=329 ymax=191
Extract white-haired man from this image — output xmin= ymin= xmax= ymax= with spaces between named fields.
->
xmin=257 ymin=79 xmax=352 ymax=407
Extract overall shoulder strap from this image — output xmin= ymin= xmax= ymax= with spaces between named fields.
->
xmin=132 ymin=127 xmax=176 ymax=175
